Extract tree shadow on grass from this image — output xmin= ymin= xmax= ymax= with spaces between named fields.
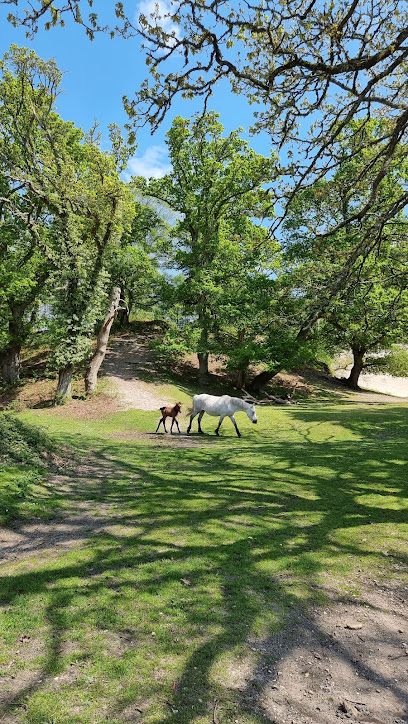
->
xmin=0 ymin=404 xmax=408 ymax=722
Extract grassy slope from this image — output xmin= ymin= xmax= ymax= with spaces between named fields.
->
xmin=0 ymin=396 xmax=408 ymax=723
xmin=0 ymin=413 xmax=62 ymax=524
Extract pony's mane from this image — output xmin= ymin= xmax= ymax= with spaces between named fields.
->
xmin=233 ymin=397 xmax=252 ymax=410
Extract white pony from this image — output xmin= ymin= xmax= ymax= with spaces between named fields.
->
xmin=187 ymin=394 xmax=257 ymax=438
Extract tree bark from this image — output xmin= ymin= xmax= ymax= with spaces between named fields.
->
xmin=346 ymin=347 xmax=366 ymax=389
xmin=247 ymin=368 xmax=280 ymax=395
xmin=0 ymin=304 xmax=27 ymax=385
xmin=56 ymin=364 xmax=73 ymax=403
xmin=235 ymin=368 xmax=247 ymax=389
xmin=116 ymin=306 xmax=130 ymax=328
xmin=0 ymin=345 xmax=21 ymax=385
xmin=85 ymin=286 xmax=121 ymax=395
xmin=197 ymin=321 xmax=210 ymax=384
xmin=198 ymin=352 xmax=209 ymax=384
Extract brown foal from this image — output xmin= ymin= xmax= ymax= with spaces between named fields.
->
xmin=155 ymin=402 xmax=182 ymax=434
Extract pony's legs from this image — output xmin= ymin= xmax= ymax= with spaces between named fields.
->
xmin=187 ymin=411 xmax=198 ymax=434
xmin=170 ymin=418 xmax=181 ymax=434
xmin=215 ymin=415 xmax=225 ymax=436
xmin=174 ymin=418 xmax=181 ymax=433
xmin=197 ymin=410 xmax=205 ymax=434
xmin=187 ymin=407 xmax=205 ymax=434
xmin=155 ymin=417 xmax=165 ymax=433
xmin=230 ymin=414 xmax=241 ymax=438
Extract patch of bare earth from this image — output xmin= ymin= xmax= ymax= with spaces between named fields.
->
xmin=244 ymin=584 xmax=408 ymax=724
xmin=0 ymin=376 xmax=120 ymax=419
xmin=100 ymin=335 xmax=170 ymax=411
xmin=105 ymin=430 xmax=213 ymax=447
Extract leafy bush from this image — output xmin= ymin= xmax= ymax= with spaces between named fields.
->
xmin=383 ymin=347 xmax=408 ymax=377
xmin=366 ymin=346 xmax=408 ymax=377
xmin=149 ymin=325 xmax=200 ymax=366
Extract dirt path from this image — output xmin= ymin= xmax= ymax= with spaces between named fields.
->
xmin=101 ymin=335 xmax=170 ymax=410
xmin=340 ymin=388 xmax=408 ymax=404
xmin=335 ymin=365 xmax=408 ymax=400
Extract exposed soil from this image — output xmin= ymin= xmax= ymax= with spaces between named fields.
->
xmin=105 ymin=430 xmax=215 ymax=446
xmin=3 ymin=332 xmax=408 ymax=414
xmin=100 ymin=334 xmax=171 ymax=411
xmin=252 ymin=584 xmax=408 ymax=724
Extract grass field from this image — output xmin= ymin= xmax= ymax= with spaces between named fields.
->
xmin=1 ymin=399 xmax=408 ymax=723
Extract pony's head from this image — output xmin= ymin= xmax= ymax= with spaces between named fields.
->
xmin=246 ymin=403 xmax=257 ymax=424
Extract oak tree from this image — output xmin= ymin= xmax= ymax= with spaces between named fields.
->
xmin=135 ymin=112 xmax=276 ymax=381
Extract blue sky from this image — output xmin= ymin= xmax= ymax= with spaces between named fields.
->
xmin=0 ymin=2 xmax=272 ymax=178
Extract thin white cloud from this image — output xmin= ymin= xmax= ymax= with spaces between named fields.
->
xmin=127 ymin=146 xmax=172 ymax=179
xmin=136 ymin=0 xmax=180 ymax=40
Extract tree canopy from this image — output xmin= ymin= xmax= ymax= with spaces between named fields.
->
xmin=135 ymin=112 xmax=277 ymax=381
xmin=0 ymin=45 xmax=163 ymax=398
xmin=284 ymin=118 xmax=408 ymax=386
xmin=4 ymin=0 xmax=408 ymax=244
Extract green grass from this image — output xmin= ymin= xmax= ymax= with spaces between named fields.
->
xmin=0 ymin=402 xmax=408 ymax=723
xmin=0 ymin=413 xmax=62 ymax=524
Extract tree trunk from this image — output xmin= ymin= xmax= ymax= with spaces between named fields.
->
xmin=0 ymin=345 xmax=21 ymax=385
xmin=198 ymin=352 xmax=209 ymax=384
xmin=197 ymin=321 xmax=210 ymax=384
xmin=346 ymin=347 xmax=366 ymax=390
xmin=85 ymin=287 xmax=121 ymax=395
xmin=247 ymin=368 xmax=280 ymax=395
xmin=116 ymin=306 xmax=130 ymax=328
xmin=235 ymin=368 xmax=247 ymax=389
xmin=56 ymin=364 xmax=73 ymax=403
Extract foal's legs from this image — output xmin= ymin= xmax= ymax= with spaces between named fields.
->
xmin=170 ymin=417 xmax=181 ymax=434
xmin=215 ymin=415 xmax=225 ymax=436
xmin=230 ymin=414 xmax=241 ymax=438
xmin=155 ymin=416 xmax=167 ymax=433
